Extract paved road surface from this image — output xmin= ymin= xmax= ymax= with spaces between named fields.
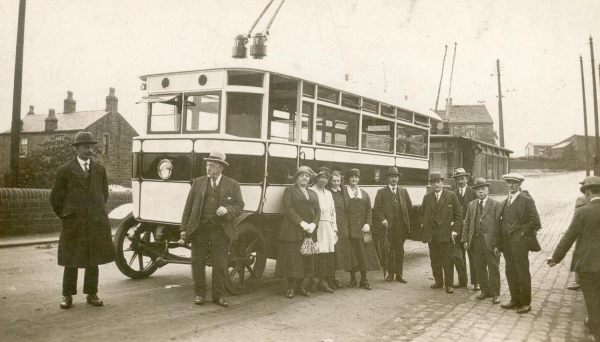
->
xmin=0 ymin=171 xmax=590 ymax=341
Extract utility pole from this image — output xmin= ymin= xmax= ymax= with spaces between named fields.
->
xmin=496 ymin=59 xmax=505 ymax=148
xmin=580 ymin=56 xmax=590 ymax=176
xmin=9 ymin=0 xmax=27 ymax=187
xmin=434 ymin=45 xmax=448 ymax=112
xmin=590 ymin=36 xmax=600 ymax=176
xmin=445 ymin=43 xmax=457 ymax=121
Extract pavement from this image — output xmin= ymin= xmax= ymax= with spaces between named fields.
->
xmin=0 ymin=226 xmax=119 ymax=249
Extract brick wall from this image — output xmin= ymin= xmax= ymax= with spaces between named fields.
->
xmin=0 ymin=188 xmax=132 ymax=236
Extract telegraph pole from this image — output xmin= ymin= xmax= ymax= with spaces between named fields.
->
xmin=580 ymin=56 xmax=590 ymax=176
xmin=496 ymin=59 xmax=505 ymax=147
xmin=9 ymin=0 xmax=27 ymax=187
xmin=590 ymin=36 xmax=600 ymax=176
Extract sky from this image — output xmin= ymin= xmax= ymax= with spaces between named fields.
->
xmin=1 ymin=0 xmax=600 ymax=156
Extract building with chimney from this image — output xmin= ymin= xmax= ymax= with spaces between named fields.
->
xmin=0 ymin=88 xmax=138 ymax=187
xmin=433 ymin=99 xmax=496 ymax=145
xmin=524 ymin=142 xmax=555 ymax=156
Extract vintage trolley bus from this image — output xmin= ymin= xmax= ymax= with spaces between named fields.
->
xmin=114 ymin=66 xmax=441 ymax=293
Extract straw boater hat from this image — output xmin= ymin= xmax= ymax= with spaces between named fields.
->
xmin=579 ymin=176 xmax=600 ymax=193
xmin=451 ymin=168 xmax=470 ymax=178
xmin=71 ymin=132 xmax=99 ymax=146
xmin=293 ymin=166 xmax=316 ymax=181
xmin=428 ymin=172 xmax=444 ymax=182
xmin=471 ymin=177 xmax=491 ymax=189
xmin=386 ymin=167 xmax=401 ymax=177
xmin=502 ymin=173 xmax=525 ymax=183
xmin=204 ymin=151 xmax=229 ymax=167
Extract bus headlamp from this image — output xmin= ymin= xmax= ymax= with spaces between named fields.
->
xmin=158 ymin=159 xmax=173 ymax=180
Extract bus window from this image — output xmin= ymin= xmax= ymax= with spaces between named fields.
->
xmin=362 ymin=99 xmax=379 ymax=114
xmin=301 ymin=102 xmax=313 ymax=144
xmin=303 ymin=82 xmax=315 ymax=98
xmin=148 ymin=95 xmax=182 ymax=133
xmin=227 ymin=70 xmax=264 ymax=87
xmin=193 ymin=154 xmax=264 ymax=183
xmin=267 ymin=156 xmax=297 ymax=185
xmin=362 ymin=116 xmax=394 ymax=153
xmin=317 ymin=86 xmax=339 ymax=104
xmin=316 ymin=105 xmax=358 ymax=148
xmin=184 ymin=93 xmax=220 ymax=132
xmin=268 ymin=75 xmax=298 ymax=142
xmin=225 ymin=92 xmax=262 ymax=138
xmin=396 ymin=124 xmax=428 ymax=157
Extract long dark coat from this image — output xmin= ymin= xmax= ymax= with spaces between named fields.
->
xmin=420 ymin=189 xmax=463 ymax=243
xmin=50 ymin=158 xmax=115 ymax=268
xmin=278 ymin=184 xmax=321 ymax=241
xmin=372 ymin=186 xmax=412 ymax=237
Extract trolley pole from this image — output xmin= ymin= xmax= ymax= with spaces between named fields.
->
xmin=9 ymin=0 xmax=27 ymax=187
xmin=580 ymin=56 xmax=591 ymax=176
xmin=434 ymin=45 xmax=448 ymax=112
xmin=590 ymin=36 xmax=600 ymax=176
xmin=496 ymin=59 xmax=505 ymax=148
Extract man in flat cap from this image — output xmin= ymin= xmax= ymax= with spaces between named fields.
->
xmin=499 ymin=173 xmax=541 ymax=314
xmin=50 ymin=131 xmax=115 ymax=309
xmin=547 ymin=176 xmax=600 ymax=341
xmin=420 ymin=172 xmax=463 ymax=294
xmin=452 ymin=168 xmax=479 ymax=291
xmin=180 ymin=151 xmax=245 ymax=308
xmin=462 ymin=178 xmax=502 ymax=304
xmin=373 ymin=167 xmax=412 ymax=283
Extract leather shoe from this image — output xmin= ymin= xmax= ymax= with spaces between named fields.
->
xmin=567 ymin=283 xmax=581 ymax=291
xmin=318 ymin=281 xmax=334 ymax=293
xmin=501 ymin=302 xmax=518 ymax=309
xmin=476 ymin=293 xmax=492 ymax=300
xmin=286 ymin=289 xmax=295 ymax=299
xmin=296 ymin=286 xmax=310 ymax=297
xmin=492 ymin=296 xmax=500 ymax=304
xmin=396 ymin=275 xmax=407 ymax=284
xmin=330 ymin=279 xmax=342 ymax=289
xmin=473 ymin=284 xmax=481 ymax=291
xmin=452 ymin=283 xmax=467 ymax=288
xmin=194 ymin=295 xmax=205 ymax=305
xmin=359 ymin=280 xmax=372 ymax=290
xmin=60 ymin=295 xmax=73 ymax=309
xmin=307 ymin=280 xmax=318 ymax=293
xmin=86 ymin=294 xmax=103 ymax=307
xmin=445 ymin=286 xmax=454 ymax=294
xmin=517 ymin=305 xmax=531 ymax=314
xmin=348 ymin=279 xmax=357 ymax=288
xmin=386 ymin=274 xmax=395 ymax=282
xmin=430 ymin=283 xmax=443 ymax=289
xmin=212 ymin=297 xmax=229 ymax=308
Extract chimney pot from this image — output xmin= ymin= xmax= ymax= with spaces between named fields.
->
xmin=45 ymin=109 xmax=58 ymax=131
xmin=63 ymin=90 xmax=76 ymax=114
xmin=105 ymin=87 xmax=118 ymax=113
xmin=27 ymin=105 xmax=34 ymax=115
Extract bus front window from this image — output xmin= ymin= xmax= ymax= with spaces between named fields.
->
xmin=148 ymin=95 xmax=182 ymax=133
xmin=185 ymin=93 xmax=220 ymax=132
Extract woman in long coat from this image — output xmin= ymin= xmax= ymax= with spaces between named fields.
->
xmin=345 ymin=168 xmax=380 ymax=290
xmin=274 ymin=166 xmax=320 ymax=299
xmin=328 ymin=170 xmax=356 ymax=288
xmin=310 ymin=167 xmax=337 ymax=293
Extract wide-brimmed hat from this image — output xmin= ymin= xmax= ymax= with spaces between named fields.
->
xmin=579 ymin=176 xmax=600 ymax=193
xmin=428 ymin=172 xmax=444 ymax=182
xmin=386 ymin=167 xmax=401 ymax=177
xmin=71 ymin=132 xmax=99 ymax=146
xmin=471 ymin=177 xmax=491 ymax=189
xmin=502 ymin=173 xmax=525 ymax=183
xmin=293 ymin=166 xmax=316 ymax=181
xmin=451 ymin=168 xmax=470 ymax=178
xmin=204 ymin=151 xmax=229 ymax=167
xmin=346 ymin=168 xmax=361 ymax=179
xmin=314 ymin=167 xmax=332 ymax=179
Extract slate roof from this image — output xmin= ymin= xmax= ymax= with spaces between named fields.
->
xmin=3 ymin=110 xmax=109 ymax=133
xmin=527 ymin=142 xmax=555 ymax=147
xmin=550 ymin=141 xmax=573 ymax=149
xmin=435 ymin=104 xmax=493 ymax=123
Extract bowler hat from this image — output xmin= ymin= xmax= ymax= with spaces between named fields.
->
xmin=502 ymin=173 xmax=525 ymax=183
xmin=293 ymin=166 xmax=316 ymax=181
xmin=579 ymin=176 xmax=600 ymax=193
xmin=204 ymin=151 xmax=229 ymax=167
xmin=71 ymin=132 xmax=99 ymax=146
xmin=471 ymin=177 xmax=491 ymax=189
xmin=451 ymin=168 xmax=470 ymax=178
xmin=386 ymin=167 xmax=401 ymax=177
xmin=428 ymin=172 xmax=444 ymax=182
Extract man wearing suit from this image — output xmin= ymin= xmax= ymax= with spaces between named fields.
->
xmin=180 ymin=151 xmax=244 ymax=307
xmin=452 ymin=168 xmax=479 ymax=290
xmin=461 ymin=178 xmax=502 ymax=304
xmin=420 ymin=172 xmax=463 ymax=294
xmin=373 ymin=167 xmax=412 ymax=283
xmin=499 ymin=173 xmax=541 ymax=314
xmin=547 ymin=176 xmax=600 ymax=341
xmin=50 ymin=132 xmax=115 ymax=309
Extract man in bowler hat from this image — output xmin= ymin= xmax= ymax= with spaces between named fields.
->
xmin=180 ymin=151 xmax=244 ymax=307
xmin=420 ymin=172 xmax=463 ymax=294
xmin=373 ymin=167 xmax=412 ymax=283
xmin=50 ymin=131 xmax=115 ymax=309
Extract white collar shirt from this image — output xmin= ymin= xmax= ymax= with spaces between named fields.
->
xmin=590 ymin=197 xmax=600 ymax=202
xmin=458 ymin=185 xmax=467 ymax=197
xmin=77 ymin=157 xmax=90 ymax=173
xmin=435 ymin=190 xmax=442 ymax=201
xmin=211 ymin=174 xmax=223 ymax=187
xmin=479 ymin=197 xmax=488 ymax=207
xmin=508 ymin=191 xmax=520 ymax=205
xmin=389 ymin=185 xmax=397 ymax=194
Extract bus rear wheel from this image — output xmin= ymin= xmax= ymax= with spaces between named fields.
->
xmin=226 ymin=223 xmax=267 ymax=295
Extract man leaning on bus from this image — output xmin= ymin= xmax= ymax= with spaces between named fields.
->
xmin=180 ymin=151 xmax=244 ymax=308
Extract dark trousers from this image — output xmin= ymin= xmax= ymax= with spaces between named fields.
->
xmin=62 ymin=266 xmax=99 ymax=296
xmin=387 ymin=228 xmax=406 ymax=276
xmin=502 ymin=231 xmax=531 ymax=306
xmin=579 ymin=272 xmax=600 ymax=338
xmin=452 ymin=244 xmax=468 ymax=285
xmin=190 ymin=224 xmax=230 ymax=299
xmin=466 ymin=248 xmax=478 ymax=284
xmin=472 ymin=235 xmax=500 ymax=296
xmin=428 ymin=241 xmax=454 ymax=287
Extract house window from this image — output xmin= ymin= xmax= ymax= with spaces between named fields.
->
xmin=103 ymin=133 xmax=110 ymax=155
xmin=55 ymin=135 xmax=65 ymax=146
xmin=20 ymin=138 xmax=28 ymax=156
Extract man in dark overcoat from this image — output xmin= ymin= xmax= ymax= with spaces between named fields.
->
xmin=50 ymin=131 xmax=115 ymax=309
xmin=420 ymin=172 xmax=463 ymax=294
xmin=452 ymin=168 xmax=479 ymax=290
xmin=180 ymin=151 xmax=244 ymax=308
xmin=499 ymin=173 xmax=541 ymax=314
xmin=547 ymin=176 xmax=600 ymax=341
xmin=373 ymin=167 xmax=412 ymax=283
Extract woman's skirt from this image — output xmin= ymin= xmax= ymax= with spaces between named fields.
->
xmin=349 ymin=237 xmax=381 ymax=272
xmin=275 ymin=240 xmax=314 ymax=279
xmin=315 ymin=252 xmax=336 ymax=278
xmin=334 ymin=235 xmax=356 ymax=271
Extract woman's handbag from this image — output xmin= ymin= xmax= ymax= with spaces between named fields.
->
xmin=300 ymin=237 xmax=318 ymax=255
xmin=363 ymin=231 xmax=373 ymax=244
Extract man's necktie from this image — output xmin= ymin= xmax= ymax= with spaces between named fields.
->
xmin=478 ymin=200 xmax=483 ymax=215
xmin=84 ymin=162 xmax=89 ymax=176
xmin=507 ymin=195 xmax=512 ymax=206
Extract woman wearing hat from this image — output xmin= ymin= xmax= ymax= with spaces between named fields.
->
xmin=345 ymin=169 xmax=381 ymax=289
xmin=274 ymin=166 xmax=320 ymax=299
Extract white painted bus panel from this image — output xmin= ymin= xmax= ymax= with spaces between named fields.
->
xmin=143 ymin=140 xmax=194 ymax=153
xmin=147 ymin=70 xmax=224 ymax=93
xmin=268 ymin=144 xmax=297 ymax=158
xmin=300 ymin=147 xmax=314 ymax=160
xmin=139 ymin=182 xmax=191 ymax=223
xmin=262 ymin=186 xmax=286 ymax=213
xmin=316 ymin=148 xmax=395 ymax=166
xmin=132 ymin=140 xmax=142 ymax=153
xmin=194 ymin=140 xmax=265 ymax=156
xmin=132 ymin=181 xmax=140 ymax=218
xmin=396 ymin=157 xmax=429 ymax=170
xmin=240 ymin=185 xmax=263 ymax=212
